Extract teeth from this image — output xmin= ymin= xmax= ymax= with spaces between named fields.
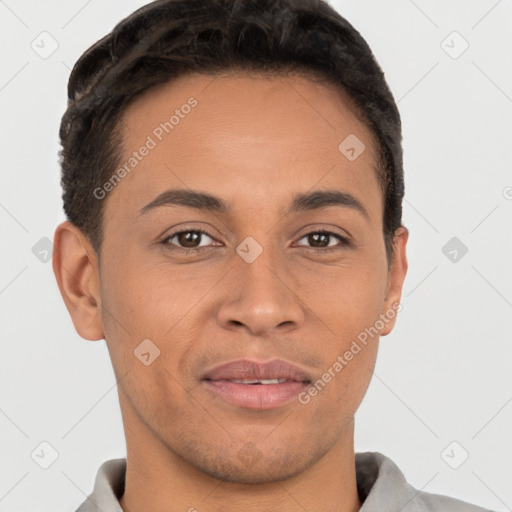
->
xmin=230 ymin=378 xmax=289 ymax=384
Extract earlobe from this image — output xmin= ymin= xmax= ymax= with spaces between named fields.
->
xmin=380 ymin=225 xmax=409 ymax=337
xmin=52 ymin=221 xmax=105 ymax=341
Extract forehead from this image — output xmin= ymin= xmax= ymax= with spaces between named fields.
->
xmin=107 ymin=71 xmax=382 ymax=225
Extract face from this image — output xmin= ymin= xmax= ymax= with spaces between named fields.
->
xmin=58 ymin=72 xmax=408 ymax=484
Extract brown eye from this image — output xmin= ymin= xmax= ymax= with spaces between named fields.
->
xmin=176 ymin=231 xmax=203 ymax=248
xmin=163 ymin=229 xmax=215 ymax=251
xmin=296 ymin=231 xmax=350 ymax=252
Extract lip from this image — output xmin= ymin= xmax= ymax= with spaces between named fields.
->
xmin=202 ymin=358 xmax=312 ymax=410
xmin=202 ymin=358 xmax=312 ymax=382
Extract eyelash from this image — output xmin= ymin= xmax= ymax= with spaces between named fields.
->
xmin=161 ymin=228 xmax=351 ymax=255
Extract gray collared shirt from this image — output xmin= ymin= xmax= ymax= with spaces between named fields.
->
xmin=75 ymin=451 xmax=493 ymax=512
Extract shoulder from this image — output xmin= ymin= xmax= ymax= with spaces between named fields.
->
xmin=413 ymin=489 xmax=493 ymax=512
xmin=355 ymin=451 xmax=494 ymax=512
xmin=74 ymin=458 xmax=126 ymax=512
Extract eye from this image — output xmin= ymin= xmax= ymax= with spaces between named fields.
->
xmin=160 ymin=228 xmax=350 ymax=255
xmin=295 ymin=230 xmax=350 ymax=253
xmin=161 ymin=228 xmax=218 ymax=253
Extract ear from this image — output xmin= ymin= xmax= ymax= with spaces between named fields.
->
xmin=379 ymin=225 xmax=409 ymax=336
xmin=52 ymin=221 xmax=104 ymax=341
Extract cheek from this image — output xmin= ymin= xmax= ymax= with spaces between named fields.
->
xmin=99 ymin=250 xmax=185 ymax=333
xmin=295 ymin=255 xmax=385 ymax=396
xmin=98 ymin=252 xmax=223 ymax=377
xmin=296 ymin=253 xmax=387 ymax=335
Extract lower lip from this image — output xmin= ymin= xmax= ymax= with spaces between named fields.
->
xmin=202 ymin=380 xmax=309 ymax=410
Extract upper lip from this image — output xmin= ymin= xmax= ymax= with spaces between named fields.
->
xmin=202 ymin=358 xmax=312 ymax=383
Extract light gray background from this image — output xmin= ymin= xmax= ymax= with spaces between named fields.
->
xmin=1 ymin=1 xmax=511 ymax=510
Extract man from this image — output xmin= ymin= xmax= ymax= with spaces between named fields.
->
xmin=52 ymin=0 xmax=492 ymax=510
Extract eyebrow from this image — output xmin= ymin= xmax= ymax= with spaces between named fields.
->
xmin=139 ymin=188 xmax=370 ymax=222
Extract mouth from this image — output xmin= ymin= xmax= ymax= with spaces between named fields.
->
xmin=201 ymin=359 xmax=312 ymax=410
xmin=207 ymin=378 xmax=307 ymax=385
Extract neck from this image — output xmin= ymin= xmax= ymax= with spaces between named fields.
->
xmin=119 ymin=398 xmax=361 ymax=512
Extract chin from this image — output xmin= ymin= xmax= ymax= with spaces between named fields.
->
xmin=197 ymin=457 xmax=310 ymax=485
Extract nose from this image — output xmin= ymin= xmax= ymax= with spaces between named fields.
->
xmin=216 ymin=246 xmax=305 ymax=337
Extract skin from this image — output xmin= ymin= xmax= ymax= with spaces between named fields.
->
xmin=53 ymin=72 xmax=408 ymax=512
